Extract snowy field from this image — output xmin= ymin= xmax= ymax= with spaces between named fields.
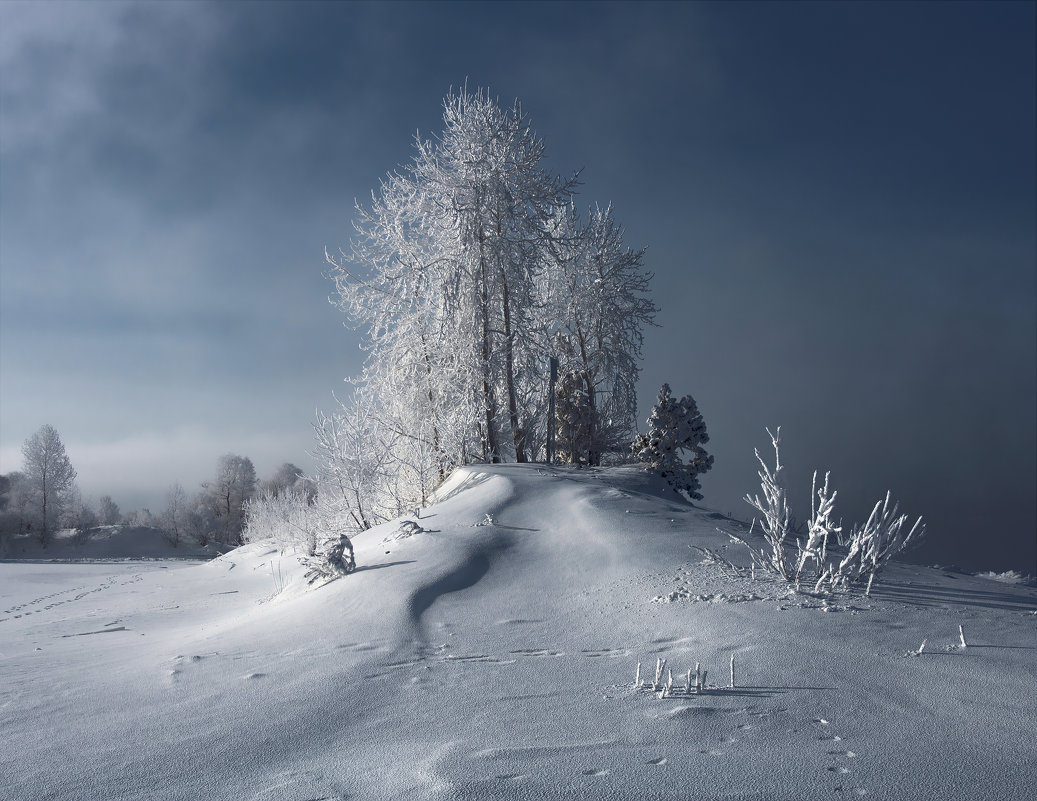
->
xmin=2 ymin=464 xmax=1035 ymax=800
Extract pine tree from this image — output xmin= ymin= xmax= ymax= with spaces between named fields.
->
xmin=633 ymin=385 xmax=713 ymax=500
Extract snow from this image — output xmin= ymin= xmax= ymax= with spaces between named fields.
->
xmin=2 ymin=464 xmax=1035 ymax=800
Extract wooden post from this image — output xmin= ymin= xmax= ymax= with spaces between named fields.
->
xmin=546 ymin=356 xmax=558 ymax=464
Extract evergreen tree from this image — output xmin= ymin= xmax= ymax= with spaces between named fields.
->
xmin=633 ymin=385 xmax=713 ymax=500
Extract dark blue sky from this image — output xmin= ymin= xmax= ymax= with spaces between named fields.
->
xmin=1 ymin=1 xmax=1033 ymax=572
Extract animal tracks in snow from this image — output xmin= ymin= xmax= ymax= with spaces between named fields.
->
xmin=510 ymin=648 xmax=565 ymax=658
xmin=580 ymin=647 xmax=631 ymax=659
xmin=0 ymin=573 xmax=142 ymax=624
xmin=812 ymin=717 xmax=869 ymax=796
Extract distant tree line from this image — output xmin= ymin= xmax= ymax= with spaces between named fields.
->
xmin=0 ymin=423 xmax=306 ymax=554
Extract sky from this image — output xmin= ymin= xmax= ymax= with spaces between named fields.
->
xmin=1 ymin=0 xmax=1033 ymax=572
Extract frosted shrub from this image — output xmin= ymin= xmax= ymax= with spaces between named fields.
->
xmin=836 ymin=491 xmax=925 ymax=589
xmin=976 ymin=570 xmax=1032 ymax=585
xmin=243 ymin=486 xmax=319 ymax=555
xmin=301 ymin=525 xmax=356 ymax=584
xmin=244 ymin=484 xmax=357 ymax=583
xmin=739 ymin=428 xmax=925 ymax=594
xmin=741 ymin=427 xmax=793 ymax=580
xmin=795 ymin=470 xmax=841 ymax=587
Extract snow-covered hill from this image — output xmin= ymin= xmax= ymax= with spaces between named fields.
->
xmin=2 ymin=464 xmax=1034 ymax=800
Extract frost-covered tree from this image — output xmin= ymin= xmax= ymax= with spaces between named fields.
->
xmin=554 ymin=371 xmax=595 ymax=465
xmin=0 ymin=472 xmax=30 ymax=538
xmin=62 ymin=484 xmax=95 ymax=532
xmin=261 ymin=463 xmax=310 ymax=499
xmin=21 ymin=424 xmax=77 ymax=545
xmin=633 ymin=385 xmax=713 ymax=500
xmin=0 ymin=474 xmax=12 ymax=553
xmin=199 ymin=454 xmax=256 ymax=546
xmin=316 ymin=88 xmax=656 ymax=566
xmin=97 ymin=495 xmax=121 ymax=526
xmin=546 ymin=204 xmax=657 ymax=464
xmin=329 ymin=88 xmax=579 ymax=470
xmin=162 ymin=482 xmax=186 ymax=547
xmin=312 ymin=393 xmax=404 ymax=533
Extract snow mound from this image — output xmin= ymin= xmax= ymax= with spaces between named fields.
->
xmin=976 ymin=569 xmax=1035 ymax=586
xmin=2 ymin=463 xmax=1035 ymax=801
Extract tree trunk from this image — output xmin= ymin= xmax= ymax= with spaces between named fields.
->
xmin=576 ymin=324 xmax=600 ymax=465
xmin=478 ymin=221 xmax=500 ymax=463
xmin=419 ymin=330 xmax=445 ymax=480
xmin=499 ymin=259 xmax=526 ymax=462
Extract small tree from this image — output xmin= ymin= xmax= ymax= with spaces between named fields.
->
xmin=97 ymin=495 xmax=121 ymax=526
xmin=261 ymin=463 xmax=311 ymax=499
xmin=21 ymin=424 xmax=77 ymax=545
xmin=632 ymin=384 xmax=713 ymax=500
xmin=0 ymin=472 xmax=31 ymax=539
xmin=162 ymin=483 xmax=186 ymax=547
xmin=199 ymin=454 xmax=257 ymax=546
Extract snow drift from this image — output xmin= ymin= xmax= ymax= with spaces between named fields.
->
xmin=1 ymin=464 xmax=1034 ymax=800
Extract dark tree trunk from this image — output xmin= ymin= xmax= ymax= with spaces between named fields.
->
xmin=478 ymin=223 xmax=500 ymax=463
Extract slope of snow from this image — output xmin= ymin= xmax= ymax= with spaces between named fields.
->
xmin=1 ymin=464 xmax=1034 ymax=800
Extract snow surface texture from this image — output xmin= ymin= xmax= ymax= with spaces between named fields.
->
xmin=1 ymin=465 xmax=1035 ymax=800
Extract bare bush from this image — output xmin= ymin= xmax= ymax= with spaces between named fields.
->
xmin=836 ymin=491 xmax=926 ymax=591
xmin=741 ymin=427 xmax=793 ymax=580
xmin=739 ymin=427 xmax=925 ymax=595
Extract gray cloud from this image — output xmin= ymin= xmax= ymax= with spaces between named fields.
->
xmin=1 ymin=1 xmax=1032 ymax=570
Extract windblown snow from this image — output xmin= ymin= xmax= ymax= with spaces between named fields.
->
xmin=2 ymin=465 xmax=1034 ymax=800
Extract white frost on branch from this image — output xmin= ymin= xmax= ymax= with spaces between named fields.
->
xmin=738 ymin=427 xmax=926 ymax=595
xmin=742 ymin=427 xmax=792 ymax=580
xmin=837 ymin=491 xmax=926 ymax=587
